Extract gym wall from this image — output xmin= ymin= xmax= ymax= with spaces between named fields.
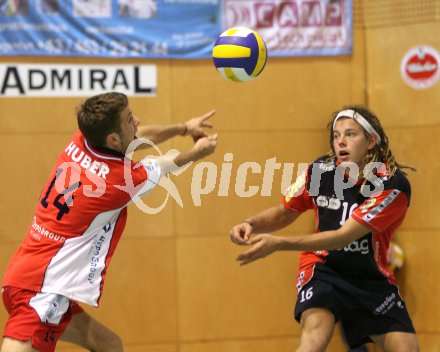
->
xmin=0 ymin=1 xmax=439 ymax=351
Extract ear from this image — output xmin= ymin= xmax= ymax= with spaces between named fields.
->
xmin=106 ymin=132 xmax=121 ymax=150
xmin=367 ymin=134 xmax=378 ymax=150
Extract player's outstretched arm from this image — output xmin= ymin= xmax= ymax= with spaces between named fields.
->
xmin=235 ymin=217 xmax=371 ymax=266
xmin=155 ymin=133 xmax=218 ymax=176
xmin=230 ymin=205 xmax=300 ymax=246
xmin=136 ymin=110 xmax=215 ymax=146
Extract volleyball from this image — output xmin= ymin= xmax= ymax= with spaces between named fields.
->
xmin=212 ymin=27 xmax=267 ymax=82
xmin=387 ymin=242 xmax=404 ymax=272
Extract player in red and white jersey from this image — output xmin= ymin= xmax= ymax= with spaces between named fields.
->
xmin=230 ymin=106 xmax=419 ymax=352
xmin=1 ymin=92 xmax=218 ymax=352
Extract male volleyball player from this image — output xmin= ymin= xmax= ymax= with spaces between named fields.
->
xmin=1 ymin=92 xmax=218 ymax=352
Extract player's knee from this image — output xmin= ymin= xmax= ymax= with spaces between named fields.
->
xmin=298 ymin=327 xmax=332 ymax=352
xmin=297 ymin=309 xmax=334 ymax=352
xmin=297 ymin=333 xmax=330 ymax=352
xmin=0 ymin=337 xmax=34 ymax=352
xmin=391 ymin=342 xmax=419 ymax=352
xmin=375 ymin=332 xmax=419 ymax=352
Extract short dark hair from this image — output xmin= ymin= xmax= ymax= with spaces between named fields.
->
xmin=76 ymin=92 xmax=128 ymax=148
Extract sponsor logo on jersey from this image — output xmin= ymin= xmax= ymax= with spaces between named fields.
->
xmin=318 ymin=161 xmax=336 ymax=172
xmin=285 ymin=172 xmax=306 ymax=202
xmin=30 ymin=217 xmax=66 ymax=243
xmin=296 ymin=270 xmax=306 ymax=291
xmin=363 ymin=190 xmax=400 ymax=223
xmin=88 ymin=234 xmax=106 ymax=284
xmin=328 ymin=197 xmax=341 ymax=210
xmin=360 ymin=198 xmax=377 ymax=213
xmin=340 ymin=238 xmax=369 ymax=255
xmin=316 ymin=195 xmax=328 ymax=207
xmin=316 ymin=195 xmax=341 ymax=210
xmin=373 ymin=292 xmax=401 ymax=315
xmin=103 ymin=223 xmax=112 ymax=233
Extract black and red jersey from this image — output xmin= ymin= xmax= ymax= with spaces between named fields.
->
xmin=282 ymin=155 xmax=411 ymax=290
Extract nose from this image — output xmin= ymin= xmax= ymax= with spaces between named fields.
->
xmin=337 ymin=134 xmax=346 ymax=146
xmin=134 ymin=116 xmax=140 ymax=126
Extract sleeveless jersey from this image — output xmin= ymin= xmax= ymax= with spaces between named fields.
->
xmin=282 ymin=155 xmax=411 ymax=290
xmin=3 ymin=131 xmax=161 ymax=306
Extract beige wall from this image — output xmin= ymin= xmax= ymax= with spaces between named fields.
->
xmin=1 ymin=1 xmax=440 ymax=351
xmin=364 ymin=4 xmax=440 ymax=351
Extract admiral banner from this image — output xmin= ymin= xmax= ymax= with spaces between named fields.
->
xmin=0 ymin=64 xmax=157 ymax=97
xmin=0 ymin=0 xmax=352 ymax=58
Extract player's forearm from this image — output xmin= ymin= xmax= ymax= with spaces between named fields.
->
xmin=276 ymin=230 xmax=346 ymax=252
xmin=245 ymin=205 xmax=299 ymax=234
xmin=155 ymin=150 xmax=195 ymax=176
xmin=277 ymin=221 xmax=368 ymax=252
xmin=155 ymin=139 xmax=216 ymax=176
xmin=137 ymin=124 xmax=186 ymax=145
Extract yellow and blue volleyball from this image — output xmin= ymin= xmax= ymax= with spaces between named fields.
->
xmin=212 ymin=27 xmax=267 ymax=82
xmin=388 ymin=242 xmax=405 ymax=272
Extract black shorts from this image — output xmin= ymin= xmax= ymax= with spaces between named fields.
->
xmin=294 ymin=264 xmax=415 ymax=348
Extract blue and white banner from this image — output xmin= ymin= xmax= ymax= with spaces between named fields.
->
xmin=0 ymin=0 xmax=352 ymax=58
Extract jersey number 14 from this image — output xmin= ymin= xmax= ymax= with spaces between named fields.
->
xmin=40 ymin=168 xmax=82 ymax=221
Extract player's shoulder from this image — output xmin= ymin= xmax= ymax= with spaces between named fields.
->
xmin=307 ymin=154 xmax=337 ymax=173
xmin=311 ymin=154 xmax=334 ymax=165
xmin=382 ymin=169 xmax=411 ymax=194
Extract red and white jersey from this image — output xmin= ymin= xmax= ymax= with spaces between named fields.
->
xmin=282 ymin=155 xmax=411 ymax=291
xmin=3 ymin=131 xmax=161 ymax=306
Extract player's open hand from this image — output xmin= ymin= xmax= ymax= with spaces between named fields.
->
xmin=236 ymin=234 xmax=282 ymax=266
xmin=185 ymin=110 xmax=215 ymax=141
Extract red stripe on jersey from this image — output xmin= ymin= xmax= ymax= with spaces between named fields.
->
xmin=371 ymin=232 xmax=396 ymax=284
xmin=283 ymin=168 xmax=315 ymax=213
xmin=296 ymin=264 xmax=317 ymax=293
xmin=352 ymin=190 xmax=408 ymax=233
xmin=351 ymin=189 xmax=409 ymax=285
